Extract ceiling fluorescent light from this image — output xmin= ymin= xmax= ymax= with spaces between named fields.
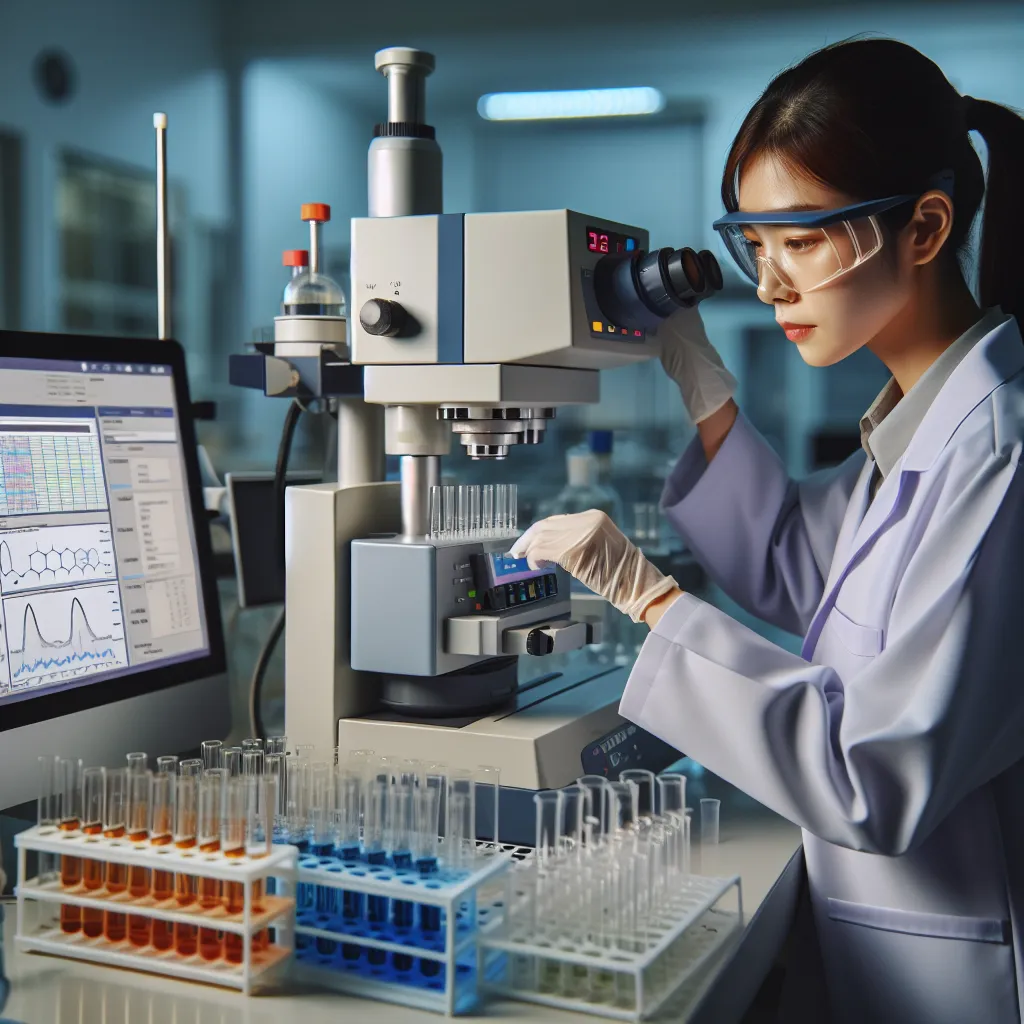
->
xmin=478 ymin=87 xmax=665 ymax=121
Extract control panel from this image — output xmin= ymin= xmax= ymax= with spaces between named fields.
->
xmin=474 ymin=552 xmax=559 ymax=611
xmin=581 ymin=721 xmax=681 ymax=779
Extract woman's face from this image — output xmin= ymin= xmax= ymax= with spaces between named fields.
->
xmin=738 ymin=152 xmax=913 ymax=367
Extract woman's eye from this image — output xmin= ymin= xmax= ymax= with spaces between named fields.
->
xmin=785 ymin=237 xmax=817 ymax=253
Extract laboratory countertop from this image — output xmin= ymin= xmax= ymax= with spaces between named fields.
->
xmin=1 ymin=795 xmax=801 ymax=1024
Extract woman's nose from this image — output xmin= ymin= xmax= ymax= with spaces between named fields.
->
xmin=756 ymin=258 xmax=799 ymax=305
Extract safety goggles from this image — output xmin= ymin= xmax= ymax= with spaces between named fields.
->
xmin=712 ymin=172 xmax=954 ymax=294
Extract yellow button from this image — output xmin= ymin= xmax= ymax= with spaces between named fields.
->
xmin=591 ymin=320 xmax=603 ymax=332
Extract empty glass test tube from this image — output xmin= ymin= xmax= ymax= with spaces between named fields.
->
xmin=701 ymin=798 xmax=720 ymax=846
xmin=200 ymin=740 xmax=222 ymax=772
xmin=477 ymin=766 xmax=501 ymax=850
xmin=457 ymin=484 xmax=471 ymax=537
xmin=446 ymin=769 xmax=475 ymax=869
xmin=429 ymin=484 xmax=443 ymax=538
xmin=481 ymin=484 xmax=494 ymax=536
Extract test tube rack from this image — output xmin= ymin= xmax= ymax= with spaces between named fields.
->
xmin=479 ymin=868 xmax=743 ymax=1022
xmin=283 ymin=840 xmax=514 ymax=1016
xmin=13 ymin=825 xmax=298 ymax=995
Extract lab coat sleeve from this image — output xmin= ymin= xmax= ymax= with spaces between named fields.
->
xmin=623 ymin=444 xmax=1024 ymax=857
xmin=661 ymin=412 xmax=864 ymax=635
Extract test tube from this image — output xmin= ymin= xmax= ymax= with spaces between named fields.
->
xmin=429 ymin=484 xmax=443 ymax=539
xmin=242 ymin=749 xmax=264 ymax=779
xmin=174 ymin=773 xmax=199 ymax=956
xmin=507 ymin=483 xmax=518 ymax=533
xmin=156 ymin=755 xmax=179 ymax=775
xmin=495 ymin=484 xmax=508 ymax=537
xmin=200 ymin=740 xmax=222 ymax=772
xmin=56 ymin=758 xmax=83 ymax=934
xmin=179 ymin=758 xmax=203 ymax=778
xmin=222 ymin=777 xmax=248 ymax=964
xmin=457 ymin=484 xmax=471 ymax=537
xmin=286 ymin=755 xmax=309 ymax=848
xmin=266 ymin=735 xmax=288 ymax=756
xmin=249 ymin=774 xmax=276 ymax=953
xmin=36 ymin=756 xmax=58 ymax=889
xmin=127 ymin=770 xmax=153 ymax=947
xmin=576 ymin=775 xmax=609 ymax=852
xmin=335 ymin=761 xmax=364 ymax=962
xmin=150 ymin=772 xmax=175 ymax=951
xmin=103 ymin=768 xmax=129 ymax=943
xmin=446 ymin=769 xmax=475 ymax=869
xmin=198 ymin=772 xmax=223 ymax=961
xmin=80 ymin=766 xmax=106 ymax=938
xmin=700 ymin=798 xmax=720 ymax=847
xmin=363 ymin=776 xmax=389 ymax=963
xmin=389 ymin=780 xmax=415 ymax=970
xmin=605 ymin=781 xmax=635 ymax=834
xmin=482 ymin=484 xmax=494 ymax=537
xmin=620 ymin=770 xmax=656 ymax=822
xmin=560 ymin=784 xmax=585 ymax=857
xmin=126 ymin=752 xmax=148 ymax=774
xmin=657 ymin=774 xmax=687 ymax=880
xmin=477 ymin=766 xmax=501 ymax=851
xmin=534 ymin=790 xmax=561 ymax=865
xmin=442 ymin=484 xmax=456 ymax=537
xmin=415 ymin=773 xmax=443 ymax=973
xmin=220 ymin=746 xmax=242 ymax=777
xmin=470 ymin=484 xmax=481 ymax=536
xmin=242 ymin=737 xmax=264 ymax=751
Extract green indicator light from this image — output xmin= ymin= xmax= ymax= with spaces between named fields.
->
xmin=468 ymin=590 xmax=477 ymax=598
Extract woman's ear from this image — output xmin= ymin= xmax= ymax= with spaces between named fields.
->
xmin=905 ymin=190 xmax=955 ymax=267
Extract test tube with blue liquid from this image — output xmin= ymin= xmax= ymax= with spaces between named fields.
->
xmin=389 ymin=766 xmax=417 ymax=971
xmin=334 ymin=759 xmax=365 ymax=962
xmin=363 ymin=771 xmax=390 ymax=964
xmin=309 ymin=763 xmax=337 ymax=957
xmin=415 ymin=770 xmax=444 ymax=976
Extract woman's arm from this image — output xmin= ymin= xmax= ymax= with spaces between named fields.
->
xmin=696 ymin=398 xmax=739 ymax=462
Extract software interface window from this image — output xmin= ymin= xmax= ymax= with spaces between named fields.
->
xmin=0 ymin=356 xmax=209 ymax=705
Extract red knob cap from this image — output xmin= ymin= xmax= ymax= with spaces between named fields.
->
xmin=282 ymin=249 xmax=309 ymax=267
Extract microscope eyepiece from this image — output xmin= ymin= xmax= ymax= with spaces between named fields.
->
xmin=593 ymin=245 xmax=722 ymax=332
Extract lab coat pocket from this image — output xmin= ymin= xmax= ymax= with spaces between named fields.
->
xmin=822 ymin=899 xmax=1017 ymax=1024
xmin=826 ymin=606 xmax=884 ymax=659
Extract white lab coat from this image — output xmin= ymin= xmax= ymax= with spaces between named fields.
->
xmin=620 ymin=315 xmax=1024 ymax=1023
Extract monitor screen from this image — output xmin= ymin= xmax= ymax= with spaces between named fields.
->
xmin=0 ymin=356 xmax=211 ymax=709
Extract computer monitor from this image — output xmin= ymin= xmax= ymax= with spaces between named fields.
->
xmin=226 ymin=470 xmax=320 ymax=608
xmin=0 ymin=331 xmax=229 ymax=812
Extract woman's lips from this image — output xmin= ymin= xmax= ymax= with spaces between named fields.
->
xmin=779 ymin=321 xmax=816 ymax=342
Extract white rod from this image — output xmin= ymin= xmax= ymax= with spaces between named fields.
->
xmin=154 ymin=112 xmax=170 ymax=340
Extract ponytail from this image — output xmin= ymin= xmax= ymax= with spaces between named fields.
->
xmin=965 ymin=97 xmax=1024 ymax=321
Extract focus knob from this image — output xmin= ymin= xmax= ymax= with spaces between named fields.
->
xmin=359 ymin=298 xmax=407 ymax=337
xmin=525 ymin=628 xmax=554 ymax=657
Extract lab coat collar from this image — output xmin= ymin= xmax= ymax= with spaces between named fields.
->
xmin=900 ymin=312 xmax=1021 ymax=473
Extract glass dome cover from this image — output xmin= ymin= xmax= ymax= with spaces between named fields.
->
xmin=282 ymin=269 xmax=347 ymax=317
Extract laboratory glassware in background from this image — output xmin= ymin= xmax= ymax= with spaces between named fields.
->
xmin=701 ymin=798 xmax=720 ymax=847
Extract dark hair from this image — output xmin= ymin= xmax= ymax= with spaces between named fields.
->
xmin=723 ymin=38 xmax=1024 ymax=320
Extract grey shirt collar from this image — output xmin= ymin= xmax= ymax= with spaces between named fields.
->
xmin=860 ymin=308 xmax=1010 ymax=479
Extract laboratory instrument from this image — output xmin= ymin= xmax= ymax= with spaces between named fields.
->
xmin=273 ymin=47 xmax=719 ymax=810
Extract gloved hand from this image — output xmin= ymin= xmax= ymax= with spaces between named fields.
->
xmin=659 ymin=305 xmax=737 ymax=423
xmin=509 ymin=510 xmax=679 ymax=623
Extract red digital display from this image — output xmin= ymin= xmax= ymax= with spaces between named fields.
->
xmin=586 ymin=226 xmax=637 ymax=255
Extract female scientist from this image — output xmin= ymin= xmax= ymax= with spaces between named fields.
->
xmin=511 ymin=38 xmax=1024 ymax=1024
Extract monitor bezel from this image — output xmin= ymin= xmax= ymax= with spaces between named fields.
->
xmin=0 ymin=330 xmax=227 ymax=732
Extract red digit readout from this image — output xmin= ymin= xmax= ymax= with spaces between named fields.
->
xmin=587 ymin=231 xmax=609 ymax=253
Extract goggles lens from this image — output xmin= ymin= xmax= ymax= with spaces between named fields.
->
xmin=717 ymin=215 xmax=884 ymax=293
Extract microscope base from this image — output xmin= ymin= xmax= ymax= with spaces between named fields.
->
xmin=338 ymin=659 xmax=660 ymax=792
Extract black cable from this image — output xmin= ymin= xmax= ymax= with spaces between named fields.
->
xmin=249 ymin=399 xmax=304 ymax=739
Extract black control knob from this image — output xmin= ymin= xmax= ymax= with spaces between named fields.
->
xmin=525 ymin=628 xmax=554 ymax=656
xmin=359 ymin=298 xmax=407 ymax=337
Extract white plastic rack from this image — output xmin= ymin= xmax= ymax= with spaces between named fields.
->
xmin=479 ymin=871 xmax=743 ymax=1021
xmin=14 ymin=825 xmax=298 ymax=994
xmin=284 ymin=841 xmax=514 ymax=1015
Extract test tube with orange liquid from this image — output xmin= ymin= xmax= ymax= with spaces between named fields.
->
xmin=127 ymin=769 xmax=153 ymax=948
xmin=173 ymin=767 xmax=201 ymax=957
xmin=198 ymin=770 xmax=224 ymax=961
xmin=57 ymin=758 xmax=83 ymax=934
xmin=80 ymin=766 xmax=106 ymax=938
xmin=103 ymin=768 xmax=129 ymax=942
xmin=242 ymin=752 xmax=272 ymax=952
xmin=222 ymin=776 xmax=248 ymax=964
xmin=149 ymin=773 xmax=175 ymax=950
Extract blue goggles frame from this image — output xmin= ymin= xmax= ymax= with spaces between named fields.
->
xmin=712 ymin=170 xmax=954 ymax=231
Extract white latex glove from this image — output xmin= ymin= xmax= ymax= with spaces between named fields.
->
xmin=510 ymin=510 xmax=679 ymax=623
xmin=659 ymin=305 xmax=737 ymax=423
